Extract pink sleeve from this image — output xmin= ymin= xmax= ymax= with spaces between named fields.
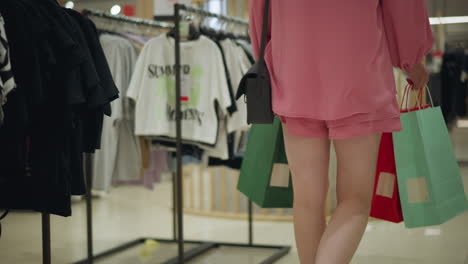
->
xmin=381 ymin=0 xmax=435 ymax=71
xmin=249 ymin=0 xmax=271 ymax=60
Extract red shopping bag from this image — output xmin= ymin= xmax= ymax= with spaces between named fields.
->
xmin=370 ymin=133 xmax=403 ymax=223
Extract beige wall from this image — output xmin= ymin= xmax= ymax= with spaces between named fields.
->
xmin=228 ymin=0 xmax=249 ymax=19
xmin=145 ymin=0 xmax=205 ymax=19
xmin=135 ymin=0 xmax=153 ymax=19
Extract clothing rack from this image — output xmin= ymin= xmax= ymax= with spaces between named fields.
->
xmin=82 ymin=8 xmax=173 ymax=29
xmin=154 ymin=4 xmax=249 ymax=26
xmin=176 ymin=5 xmax=249 ymax=25
xmin=75 ymin=9 xmax=180 ymax=264
xmin=172 ymin=5 xmax=289 ymax=263
xmin=74 ymin=6 xmax=290 ymax=264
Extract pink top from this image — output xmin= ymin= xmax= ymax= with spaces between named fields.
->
xmin=249 ymin=0 xmax=434 ymax=120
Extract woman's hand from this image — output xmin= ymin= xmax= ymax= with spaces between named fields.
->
xmin=405 ymin=62 xmax=429 ymax=90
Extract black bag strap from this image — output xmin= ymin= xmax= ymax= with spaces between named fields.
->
xmin=258 ymin=0 xmax=270 ymax=63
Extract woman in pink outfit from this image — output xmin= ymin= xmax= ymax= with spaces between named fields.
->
xmin=249 ymin=0 xmax=434 ymax=263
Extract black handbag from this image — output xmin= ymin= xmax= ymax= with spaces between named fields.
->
xmin=235 ymin=0 xmax=274 ymax=124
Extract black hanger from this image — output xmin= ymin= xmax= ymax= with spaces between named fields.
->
xmin=167 ymin=18 xmax=201 ymax=41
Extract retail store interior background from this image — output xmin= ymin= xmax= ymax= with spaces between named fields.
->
xmin=1 ymin=0 xmax=468 ymax=263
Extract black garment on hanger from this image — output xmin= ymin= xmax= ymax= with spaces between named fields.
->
xmin=428 ymin=73 xmax=442 ymax=107
xmin=465 ymin=51 xmax=468 ymax=71
xmin=66 ymin=9 xmax=120 ymax=152
xmin=208 ymin=156 xmax=243 ymax=170
xmin=0 ymin=0 xmax=118 ymax=216
xmin=441 ymin=48 xmax=466 ymax=124
xmin=152 ymin=139 xmax=205 ymax=160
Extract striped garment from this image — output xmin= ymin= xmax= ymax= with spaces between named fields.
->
xmin=0 ymin=13 xmax=16 ymax=124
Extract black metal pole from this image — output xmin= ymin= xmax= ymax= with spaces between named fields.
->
xmin=172 ymin=172 xmax=177 ymax=240
xmin=42 ymin=213 xmax=51 ymax=264
xmin=174 ymin=4 xmax=184 ymax=263
xmin=85 ymin=154 xmax=94 ymax=264
xmin=248 ymin=201 xmax=253 ymax=246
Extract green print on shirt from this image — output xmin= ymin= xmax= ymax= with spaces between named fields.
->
xmin=166 ymin=65 xmax=203 ymax=108
xmin=151 ymin=64 xmax=205 ymax=125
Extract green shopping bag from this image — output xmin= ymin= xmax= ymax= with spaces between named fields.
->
xmin=237 ymin=117 xmax=294 ymax=208
xmin=393 ymin=104 xmax=468 ymax=228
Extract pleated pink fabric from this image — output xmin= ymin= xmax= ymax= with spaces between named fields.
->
xmin=249 ymin=0 xmax=434 ymax=121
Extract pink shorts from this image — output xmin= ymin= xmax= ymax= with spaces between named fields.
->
xmin=280 ymin=112 xmax=402 ymax=140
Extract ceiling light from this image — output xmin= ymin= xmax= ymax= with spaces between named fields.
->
xmin=430 ymin=16 xmax=468 ymax=25
xmin=65 ymin=1 xmax=74 ymax=9
xmin=110 ymin=5 xmax=122 ymax=15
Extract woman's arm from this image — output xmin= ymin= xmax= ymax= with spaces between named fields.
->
xmin=381 ymin=0 xmax=434 ymax=72
xmin=249 ymin=0 xmax=272 ymax=60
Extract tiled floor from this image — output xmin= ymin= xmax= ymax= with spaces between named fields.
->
xmin=2 ymin=128 xmax=468 ymax=264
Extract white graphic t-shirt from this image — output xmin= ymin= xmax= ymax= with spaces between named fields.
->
xmin=127 ymin=35 xmax=231 ymax=145
xmin=220 ymin=39 xmax=253 ymax=133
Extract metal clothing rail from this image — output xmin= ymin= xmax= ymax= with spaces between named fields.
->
xmin=154 ymin=4 xmax=249 ymax=26
xmin=75 ymin=6 xmax=290 ymax=264
xmin=177 ymin=5 xmax=249 ymax=26
xmin=82 ymin=8 xmax=173 ymax=29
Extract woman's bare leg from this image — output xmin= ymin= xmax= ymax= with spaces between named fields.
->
xmin=282 ymin=127 xmax=331 ymax=263
xmin=315 ymin=133 xmax=381 ymax=264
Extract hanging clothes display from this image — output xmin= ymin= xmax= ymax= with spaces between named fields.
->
xmin=195 ymin=37 xmax=252 ymax=161
xmin=205 ymin=35 xmax=253 ymax=167
xmin=184 ymin=32 xmax=240 ymax=161
xmin=220 ymin=38 xmax=252 ymax=133
xmin=127 ymin=35 xmax=232 ymax=146
xmin=92 ymin=34 xmax=142 ymax=191
xmin=142 ymin=33 xmax=253 ymax=162
xmin=118 ymin=146 xmax=168 ymax=189
xmin=87 ymin=10 xmax=253 ymax=178
xmin=0 ymin=1 xmax=118 ymax=216
xmin=220 ymin=38 xmax=254 ymax=158
xmin=84 ymin=10 xmax=179 ymax=191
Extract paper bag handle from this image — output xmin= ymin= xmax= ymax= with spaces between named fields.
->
xmin=400 ymin=84 xmax=434 ymax=110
